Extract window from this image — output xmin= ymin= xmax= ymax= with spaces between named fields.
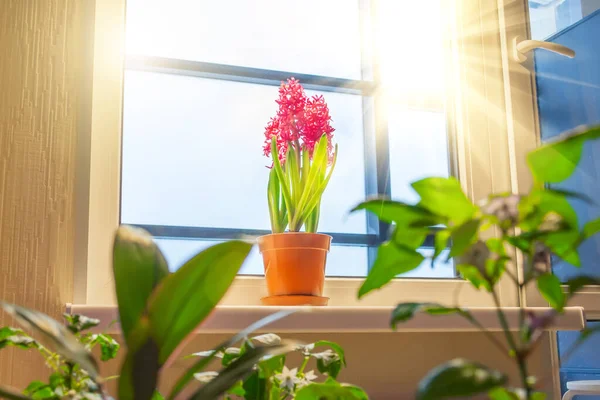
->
xmin=119 ymin=0 xmax=454 ymax=278
xmin=557 ymin=322 xmax=600 ymax=398
xmin=82 ymin=0 xmax=523 ymax=307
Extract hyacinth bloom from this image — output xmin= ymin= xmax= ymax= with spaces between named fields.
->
xmin=264 ymin=78 xmax=338 ymax=233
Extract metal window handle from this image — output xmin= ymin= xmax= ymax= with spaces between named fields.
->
xmin=513 ymin=36 xmax=576 ymax=63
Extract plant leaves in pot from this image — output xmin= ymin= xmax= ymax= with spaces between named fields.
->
xmin=259 ymin=78 xmax=338 ymax=306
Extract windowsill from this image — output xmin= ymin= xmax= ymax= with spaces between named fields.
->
xmin=66 ymin=304 xmax=586 ymax=334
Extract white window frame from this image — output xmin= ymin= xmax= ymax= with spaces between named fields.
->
xmin=77 ymin=0 xmax=528 ymax=309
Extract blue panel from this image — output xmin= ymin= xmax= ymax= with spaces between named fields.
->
xmin=535 ymin=10 xmax=600 ymax=280
xmin=558 ymin=322 xmax=600 ymax=397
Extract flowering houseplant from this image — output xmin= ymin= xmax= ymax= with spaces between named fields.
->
xmin=257 ymin=79 xmax=339 ymax=306
xmin=263 ymin=78 xmax=338 ymax=233
xmin=352 ymin=125 xmax=600 ymax=399
xmin=190 ymin=334 xmax=368 ymax=400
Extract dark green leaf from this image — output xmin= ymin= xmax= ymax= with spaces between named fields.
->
xmin=169 ymin=309 xmax=295 ymax=400
xmin=527 ymin=125 xmax=600 ymax=184
xmin=449 ymin=220 xmax=480 ymax=257
xmin=537 ymin=274 xmax=566 ymax=311
xmin=295 ymin=378 xmax=369 ymax=400
xmin=358 ymin=242 xmax=425 ymax=298
xmin=189 ymin=341 xmax=300 ymax=400
xmin=391 ymin=224 xmax=428 ymax=250
xmin=313 ymin=340 xmax=346 ymax=367
xmin=313 ymin=346 xmax=344 ymax=379
xmin=391 ymin=303 xmax=471 ymax=329
xmin=412 ymin=177 xmax=475 ymax=223
xmin=0 ymin=386 xmax=33 ymax=400
xmin=148 ymin=240 xmax=252 ymax=364
xmin=0 ymin=327 xmax=37 ymax=350
xmin=433 ymin=230 xmax=450 ymax=263
xmin=257 ymin=353 xmax=284 ymax=378
xmin=241 ymin=371 xmax=265 ymax=400
xmin=113 ymin=226 xmax=169 ymax=344
xmin=90 ymin=333 xmax=120 ymax=361
xmin=221 ymin=347 xmax=242 ymax=367
xmin=417 ymin=359 xmax=507 ymax=400
xmin=118 ymin=317 xmax=160 ymax=400
xmin=583 ymin=217 xmax=600 ymax=240
xmin=565 ymin=276 xmax=600 ymax=297
xmin=0 ymin=303 xmax=98 ymax=379
xmin=227 ymin=380 xmax=246 ymax=397
xmin=48 ymin=374 xmax=63 ymax=390
xmin=29 ymin=388 xmax=55 ymax=400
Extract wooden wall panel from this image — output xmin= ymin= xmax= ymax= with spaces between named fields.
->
xmin=0 ymin=0 xmax=85 ymax=388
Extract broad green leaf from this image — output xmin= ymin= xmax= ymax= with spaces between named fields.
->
xmin=313 ymin=340 xmax=346 ymax=378
xmin=151 ymin=392 xmax=165 ymax=400
xmin=358 ymin=242 xmax=425 ymax=298
xmin=271 ymin=137 xmax=294 ymax=227
xmin=148 ymin=240 xmax=252 ymax=364
xmin=352 ymin=199 xmax=441 ymax=225
xmin=537 ymin=274 xmax=566 ymax=311
xmin=545 ymin=187 xmax=596 ymax=205
xmin=90 ymin=333 xmax=120 ymax=361
xmin=392 ymin=224 xmax=428 ymax=250
xmin=221 ymin=347 xmax=242 ymax=367
xmin=169 ymin=309 xmax=295 ymax=400
xmin=118 ymin=317 xmax=160 ymax=400
xmin=293 ymin=136 xmax=328 ymax=229
xmin=241 ymin=371 xmax=265 ymax=400
xmin=417 ymin=359 xmax=507 ymax=400
xmin=527 ymin=125 xmax=600 ymax=184
xmin=314 ymin=340 xmax=346 ymax=367
xmin=565 ymin=276 xmax=600 ymax=297
xmin=113 ymin=226 xmax=169 ymax=343
xmin=433 ymin=230 xmax=450 ymax=263
xmin=0 ymin=386 xmax=33 ymax=400
xmin=412 ymin=177 xmax=475 ymax=223
xmin=257 ymin=353 xmax=285 ymax=378
xmin=449 ymin=220 xmax=480 ymax=257
xmin=299 ymin=144 xmax=337 ymax=230
xmin=226 ymin=380 xmax=246 ymax=397
xmin=189 ymin=341 xmax=300 ymax=400
xmin=267 ymin=168 xmax=284 ymax=233
xmin=0 ymin=303 xmax=99 ymax=379
xmin=457 ymin=265 xmax=490 ymax=291
xmin=583 ymin=217 xmax=600 ymax=240
xmin=286 ymin=145 xmax=301 ymax=206
xmin=295 ymin=379 xmax=369 ymax=400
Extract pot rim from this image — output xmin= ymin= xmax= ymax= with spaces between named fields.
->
xmin=258 ymin=232 xmax=332 ymax=239
xmin=257 ymin=232 xmax=332 ymax=252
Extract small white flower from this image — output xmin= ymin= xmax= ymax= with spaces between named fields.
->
xmin=295 ymin=343 xmax=315 ymax=356
xmin=539 ymin=211 xmax=564 ymax=232
xmin=191 ymin=349 xmax=224 ymax=358
xmin=274 ymin=366 xmax=301 ymax=391
xmin=194 ymin=371 xmax=219 ymax=383
xmin=224 ymin=347 xmax=241 ymax=355
xmin=295 ymin=369 xmax=319 ymax=387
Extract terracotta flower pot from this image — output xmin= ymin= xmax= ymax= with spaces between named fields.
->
xmin=257 ymin=232 xmax=332 ymax=305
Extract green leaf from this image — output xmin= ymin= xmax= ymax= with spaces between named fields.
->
xmin=169 ymin=309 xmax=295 ymax=400
xmin=90 ymin=333 xmax=120 ymax=361
xmin=227 ymin=380 xmax=246 ymax=397
xmin=0 ymin=386 xmax=33 ymax=400
xmin=0 ymin=303 xmax=99 ymax=379
xmin=113 ymin=226 xmax=169 ymax=344
xmin=449 ymin=220 xmax=480 ymax=257
xmin=148 ymin=240 xmax=252 ymax=364
xmin=390 ymin=303 xmax=472 ymax=329
xmin=527 ymin=125 xmax=600 ymax=184
xmin=417 ymin=359 xmax=507 ymax=400
xmin=29 ymin=388 xmax=55 ymax=400
xmin=293 ymin=136 xmax=328 ymax=229
xmin=268 ymin=168 xmax=284 ymax=233
xmin=352 ymin=199 xmax=441 ymax=225
xmin=583 ymin=217 xmax=600 ymax=240
xmin=457 ymin=265 xmax=490 ymax=291
xmin=433 ymin=230 xmax=450 ymax=263
xmin=295 ymin=379 xmax=369 ymax=400
xmin=118 ymin=317 xmax=160 ymax=400
xmin=241 ymin=372 xmax=265 ymax=400
xmin=545 ymin=187 xmax=596 ymax=205
xmin=63 ymin=314 xmax=100 ymax=334
xmin=189 ymin=341 xmax=300 ymax=400
xmin=221 ymin=347 xmax=242 ymax=367
xmin=537 ymin=274 xmax=566 ymax=311
xmin=271 ymin=137 xmax=294 ymax=228
xmin=314 ymin=340 xmax=346 ymax=367
xmin=257 ymin=353 xmax=284 ymax=379
xmin=151 ymin=392 xmax=165 ymax=400
xmin=412 ymin=177 xmax=475 ymax=223
xmin=358 ymin=242 xmax=425 ymax=298
xmin=0 ymin=327 xmax=37 ymax=350
xmin=312 ymin=340 xmax=346 ymax=378
xmin=299 ymin=144 xmax=337 ymax=230
xmin=488 ymin=387 xmax=519 ymax=400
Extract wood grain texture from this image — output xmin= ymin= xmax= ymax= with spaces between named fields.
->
xmin=0 ymin=0 xmax=85 ymax=388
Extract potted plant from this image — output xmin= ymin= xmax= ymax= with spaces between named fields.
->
xmin=259 ymin=78 xmax=338 ymax=306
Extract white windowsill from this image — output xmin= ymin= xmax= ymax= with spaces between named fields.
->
xmin=66 ymin=304 xmax=586 ymax=334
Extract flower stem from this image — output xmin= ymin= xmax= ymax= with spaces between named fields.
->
xmin=298 ymin=356 xmax=310 ymax=374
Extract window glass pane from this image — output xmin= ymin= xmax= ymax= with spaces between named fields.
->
xmin=154 ymin=238 xmax=368 ymax=277
xmin=121 ymin=71 xmax=368 ymax=234
xmin=125 ymin=0 xmax=364 ymax=80
xmin=529 ymin=0 xmax=600 ymax=40
xmin=388 ymin=108 xmax=450 ymax=202
xmin=557 ymin=321 xmax=600 ymax=397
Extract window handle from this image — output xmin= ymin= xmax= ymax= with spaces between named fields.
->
xmin=513 ymin=36 xmax=575 ymax=63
